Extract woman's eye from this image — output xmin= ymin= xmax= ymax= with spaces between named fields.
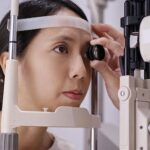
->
xmin=53 ymin=45 xmax=68 ymax=54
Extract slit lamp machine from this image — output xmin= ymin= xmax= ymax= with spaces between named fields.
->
xmin=0 ymin=0 xmax=105 ymax=149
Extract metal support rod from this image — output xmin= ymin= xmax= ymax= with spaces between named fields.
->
xmin=89 ymin=1 xmax=107 ymax=150
xmin=0 ymin=0 xmax=19 ymax=150
xmin=9 ymin=0 xmax=19 ymax=60
xmin=90 ymin=128 xmax=98 ymax=150
xmin=90 ymin=70 xmax=98 ymax=150
xmin=9 ymin=15 xmax=17 ymax=60
xmin=124 ymin=0 xmax=131 ymax=75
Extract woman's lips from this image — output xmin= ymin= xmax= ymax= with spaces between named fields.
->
xmin=62 ymin=90 xmax=83 ymax=100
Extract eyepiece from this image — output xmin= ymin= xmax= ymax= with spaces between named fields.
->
xmin=86 ymin=45 xmax=105 ymax=61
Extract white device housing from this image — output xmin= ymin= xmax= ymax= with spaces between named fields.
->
xmin=118 ymin=71 xmax=150 ymax=150
xmin=1 ymin=16 xmax=100 ymax=133
xmin=140 ymin=16 xmax=150 ymax=62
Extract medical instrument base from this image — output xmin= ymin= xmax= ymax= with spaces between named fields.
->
xmin=0 ymin=133 xmax=18 ymax=150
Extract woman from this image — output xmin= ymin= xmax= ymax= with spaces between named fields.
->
xmin=0 ymin=0 xmax=124 ymax=149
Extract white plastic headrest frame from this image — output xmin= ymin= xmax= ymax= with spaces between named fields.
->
xmin=8 ymin=15 xmax=92 ymax=34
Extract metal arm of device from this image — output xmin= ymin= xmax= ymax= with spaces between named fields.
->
xmin=0 ymin=0 xmax=19 ymax=149
xmin=119 ymin=0 xmax=150 ymax=150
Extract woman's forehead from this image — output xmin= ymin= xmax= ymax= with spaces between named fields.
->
xmin=39 ymin=27 xmax=91 ymax=42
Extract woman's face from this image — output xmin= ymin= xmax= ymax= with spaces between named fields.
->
xmin=17 ymin=8 xmax=92 ymax=111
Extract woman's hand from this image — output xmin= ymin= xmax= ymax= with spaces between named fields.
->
xmin=90 ymin=24 xmax=125 ymax=109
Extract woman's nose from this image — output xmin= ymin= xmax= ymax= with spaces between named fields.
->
xmin=69 ymin=55 xmax=87 ymax=80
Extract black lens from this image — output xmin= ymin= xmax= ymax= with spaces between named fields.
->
xmin=86 ymin=45 xmax=105 ymax=61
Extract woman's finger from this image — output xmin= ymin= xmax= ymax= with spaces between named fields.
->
xmin=90 ymin=60 xmax=120 ymax=108
xmin=92 ymin=24 xmax=125 ymax=47
xmin=90 ymin=60 xmax=113 ymax=79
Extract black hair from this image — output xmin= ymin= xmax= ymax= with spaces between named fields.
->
xmin=0 ymin=0 xmax=88 ymax=110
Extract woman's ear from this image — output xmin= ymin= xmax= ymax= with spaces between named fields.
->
xmin=0 ymin=52 xmax=9 ymax=75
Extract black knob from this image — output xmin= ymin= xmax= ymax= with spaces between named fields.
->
xmin=86 ymin=45 xmax=105 ymax=61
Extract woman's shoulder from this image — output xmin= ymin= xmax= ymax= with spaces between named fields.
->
xmin=49 ymin=134 xmax=75 ymax=150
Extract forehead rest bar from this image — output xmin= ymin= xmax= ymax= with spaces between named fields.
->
xmin=7 ymin=15 xmax=91 ymax=34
